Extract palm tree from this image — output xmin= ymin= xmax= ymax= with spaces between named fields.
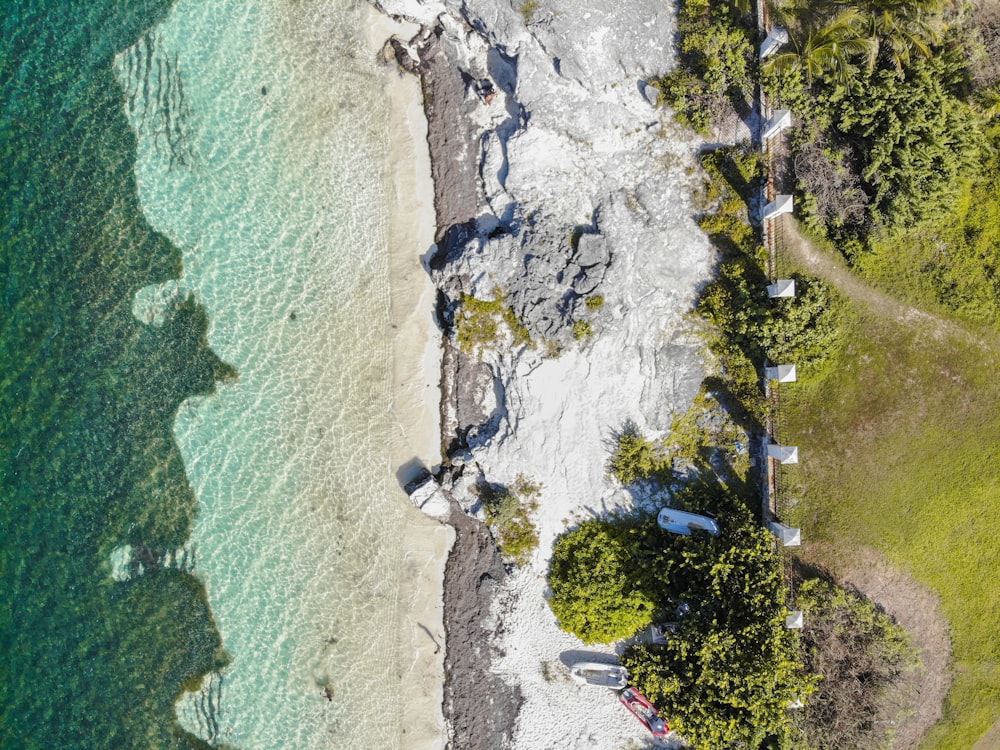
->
xmin=764 ymin=9 xmax=876 ymax=87
xmin=862 ymin=0 xmax=942 ymax=72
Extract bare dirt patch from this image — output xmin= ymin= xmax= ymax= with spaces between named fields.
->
xmin=798 ymin=542 xmax=952 ymax=750
xmin=972 ymin=717 xmax=1000 ymax=750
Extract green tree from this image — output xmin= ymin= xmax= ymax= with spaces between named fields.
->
xmin=765 ymin=9 xmax=876 ymax=87
xmin=618 ymin=484 xmax=817 ymax=749
xmin=862 ymin=0 xmax=942 ymax=72
xmin=833 ymin=52 xmax=979 ymax=230
xmin=547 ymin=520 xmax=657 ymax=643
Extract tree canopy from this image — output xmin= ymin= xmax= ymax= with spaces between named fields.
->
xmin=548 ymin=483 xmax=816 ymax=747
xmin=547 ymin=520 xmax=658 ymax=643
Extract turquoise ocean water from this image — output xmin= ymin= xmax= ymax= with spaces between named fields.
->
xmin=2 ymin=1 xmax=407 ymax=748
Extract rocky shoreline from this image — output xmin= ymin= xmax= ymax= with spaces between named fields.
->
xmin=373 ymin=1 xmax=715 ymax=746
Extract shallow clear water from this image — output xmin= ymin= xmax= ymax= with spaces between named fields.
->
xmin=1 ymin=0 xmax=407 ymax=747
xmin=117 ymin=0 xmax=407 ymax=747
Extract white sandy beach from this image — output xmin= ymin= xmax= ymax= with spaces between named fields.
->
xmin=366 ymin=11 xmax=454 ymax=750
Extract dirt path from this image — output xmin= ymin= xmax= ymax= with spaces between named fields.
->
xmin=774 ymin=216 xmax=983 ymax=345
xmin=972 ymin=718 xmax=1000 ymax=750
xmin=801 ymin=544 xmax=953 ymax=750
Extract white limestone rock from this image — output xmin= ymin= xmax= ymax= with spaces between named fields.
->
xmin=407 ymin=475 xmax=453 ymax=519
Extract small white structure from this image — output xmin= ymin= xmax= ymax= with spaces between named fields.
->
xmin=767 ymin=279 xmax=796 ymax=298
xmin=789 ymin=699 xmax=805 ymax=709
xmin=785 ymin=610 xmax=804 ymax=629
xmin=767 ymin=444 xmax=799 ymax=464
xmin=762 ymin=109 xmax=792 ymax=140
xmin=762 ymin=194 xmax=794 ymax=221
xmin=760 ymin=27 xmax=790 ymax=58
xmin=769 ymin=520 xmax=802 ymax=547
xmin=764 ymin=364 xmax=797 ymax=382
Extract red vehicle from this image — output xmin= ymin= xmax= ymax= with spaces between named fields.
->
xmin=619 ymin=686 xmax=669 ymax=737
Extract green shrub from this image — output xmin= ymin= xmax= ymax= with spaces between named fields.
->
xmin=585 ymin=295 xmax=604 ymax=310
xmin=608 ymin=428 xmax=668 ymax=484
xmin=572 ymin=320 xmax=593 ymax=340
xmin=518 ymin=0 xmax=538 ymax=24
xmin=621 ymin=489 xmax=817 ymax=749
xmin=482 ymin=475 xmax=540 ymax=565
xmin=652 ymin=0 xmax=755 ymax=134
xmin=454 ymin=291 xmax=532 ymax=354
xmin=548 ymin=482 xmax=816 ymax=742
xmin=547 ymin=520 xmax=657 ymax=643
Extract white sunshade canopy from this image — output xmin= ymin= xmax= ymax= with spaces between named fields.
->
xmin=767 ymin=444 xmax=799 ymax=464
xmin=765 ymin=364 xmax=797 ymax=382
xmin=767 ymin=279 xmax=796 ymax=298
xmin=768 ymin=521 xmax=801 ymax=546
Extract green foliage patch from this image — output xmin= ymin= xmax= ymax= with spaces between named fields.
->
xmin=653 ymin=0 xmax=756 ymax=133
xmin=607 ymin=426 xmax=669 ymax=485
xmin=859 ymin=125 xmax=1000 ymax=326
xmin=454 ymin=290 xmax=532 ymax=354
xmin=550 ymin=483 xmax=815 ymax=746
xmin=482 ymin=474 xmax=540 ymax=565
xmin=695 ymin=147 xmax=843 ymax=424
xmin=548 ymin=519 xmax=659 ymax=643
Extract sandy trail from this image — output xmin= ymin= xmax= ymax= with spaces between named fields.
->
xmin=774 ymin=216 xmax=979 ymax=344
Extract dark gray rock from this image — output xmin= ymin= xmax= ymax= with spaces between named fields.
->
xmin=432 ymin=216 xmax=612 ymax=344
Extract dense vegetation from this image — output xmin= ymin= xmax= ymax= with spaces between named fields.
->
xmin=756 ymin=1 xmax=1000 ymax=745
xmin=655 ymin=0 xmax=757 ymax=133
xmin=549 ymin=483 xmax=817 ymax=747
xmin=795 ymin=577 xmax=917 ymax=750
xmin=694 ymin=145 xmax=843 ymax=426
xmin=763 ymin=0 xmax=1000 ymax=326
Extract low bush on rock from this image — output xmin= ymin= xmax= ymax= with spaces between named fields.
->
xmin=652 ymin=0 xmax=755 ymax=134
xmin=572 ymin=320 xmax=593 ymax=340
xmin=481 ymin=475 xmax=540 ymax=565
xmin=607 ymin=426 xmax=669 ymax=485
xmin=454 ymin=291 xmax=532 ymax=355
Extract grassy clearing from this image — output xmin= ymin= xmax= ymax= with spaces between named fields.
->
xmin=779 ymin=271 xmax=1000 ymax=748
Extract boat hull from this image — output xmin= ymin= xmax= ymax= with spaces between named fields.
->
xmin=569 ymin=661 xmax=629 ymax=689
xmin=657 ymin=507 xmax=720 ymax=536
xmin=619 ymin=686 xmax=669 ymax=737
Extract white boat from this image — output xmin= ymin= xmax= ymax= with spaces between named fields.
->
xmin=569 ymin=662 xmax=629 ymax=689
xmin=657 ymin=507 xmax=720 ymax=536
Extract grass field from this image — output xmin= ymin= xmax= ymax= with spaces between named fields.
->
xmin=777 ymin=239 xmax=1000 ymax=748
